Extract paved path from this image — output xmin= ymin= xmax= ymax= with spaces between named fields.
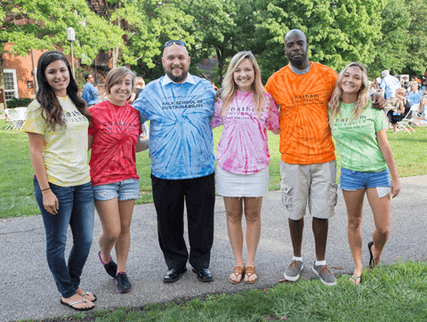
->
xmin=1 ymin=175 xmax=427 ymax=322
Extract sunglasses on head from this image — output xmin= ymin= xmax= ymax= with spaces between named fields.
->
xmin=164 ymin=40 xmax=187 ymax=48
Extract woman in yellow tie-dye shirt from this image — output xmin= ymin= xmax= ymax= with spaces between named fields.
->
xmin=23 ymin=51 xmax=96 ymax=312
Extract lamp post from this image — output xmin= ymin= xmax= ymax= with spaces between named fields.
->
xmin=66 ymin=27 xmax=75 ymax=78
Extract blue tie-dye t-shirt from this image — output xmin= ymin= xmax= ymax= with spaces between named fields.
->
xmin=133 ymin=74 xmax=215 ymax=179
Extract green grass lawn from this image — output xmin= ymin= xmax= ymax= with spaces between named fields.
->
xmin=1 ymin=119 xmax=427 ymax=218
xmin=34 ymin=260 xmax=427 ymax=322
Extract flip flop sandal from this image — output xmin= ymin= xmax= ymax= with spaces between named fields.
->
xmin=60 ymin=296 xmax=95 ymax=311
xmin=229 ymin=266 xmax=244 ymax=284
xmin=349 ymin=275 xmax=362 ymax=285
xmin=78 ymin=291 xmax=97 ymax=302
xmin=244 ymin=266 xmax=257 ymax=284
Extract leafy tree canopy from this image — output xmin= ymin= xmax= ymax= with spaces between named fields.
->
xmin=1 ymin=0 xmax=124 ymax=63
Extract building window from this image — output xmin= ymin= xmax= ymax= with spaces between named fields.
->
xmin=4 ymin=69 xmax=19 ymax=100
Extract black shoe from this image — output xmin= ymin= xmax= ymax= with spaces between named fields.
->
xmin=163 ymin=267 xmax=187 ymax=283
xmin=98 ymin=250 xmax=117 ymax=278
xmin=192 ymin=268 xmax=213 ymax=282
xmin=115 ymin=271 xmax=131 ymax=293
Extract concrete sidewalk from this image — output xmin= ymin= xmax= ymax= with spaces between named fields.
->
xmin=1 ymin=175 xmax=427 ymax=322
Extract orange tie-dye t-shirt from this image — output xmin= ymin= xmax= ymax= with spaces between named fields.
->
xmin=265 ymin=62 xmax=337 ymax=165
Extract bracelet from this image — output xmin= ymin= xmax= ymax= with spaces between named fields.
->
xmin=41 ymin=187 xmax=51 ymax=192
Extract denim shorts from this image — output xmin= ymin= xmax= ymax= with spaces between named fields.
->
xmin=92 ymin=178 xmax=140 ymax=201
xmin=340 ymin=168 xmax=390 ymax=190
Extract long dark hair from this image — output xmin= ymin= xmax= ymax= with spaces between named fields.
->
xmin=36 ymin=51 xmax=91 ymax=129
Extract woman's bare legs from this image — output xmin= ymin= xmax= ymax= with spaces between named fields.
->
xmin=115 ymin=200 xmax=135 ymax=272
xmin=224 ymin=197 xmax=263 ymax=283
xmin=243 ymin=197 xmax=262 ymax=282
xmin=343 ymin=189 xmax=365 ymax=284
xmin=96 ymin=198 xmax=120 ymax=267
xmin=366 ymin=188 xmax=391 ymax=265
xmin=95 ymin=198 xmax=135 ymax=273
xmin=224 ymin=197 xmax=244 ymax=282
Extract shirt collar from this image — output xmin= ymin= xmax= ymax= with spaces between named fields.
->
xmin=162 ymin=73 xmax=195 ymax=86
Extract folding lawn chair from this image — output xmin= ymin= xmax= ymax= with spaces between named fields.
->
xmin=396 ymin=105 xmax=417 ymax=134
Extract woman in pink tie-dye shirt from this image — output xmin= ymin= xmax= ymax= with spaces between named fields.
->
xmin=211 ymin=51 xmax=280 ymax=284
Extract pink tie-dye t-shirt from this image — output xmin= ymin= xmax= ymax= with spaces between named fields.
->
xmin=211 ymin=91 xmax=280 ymax=174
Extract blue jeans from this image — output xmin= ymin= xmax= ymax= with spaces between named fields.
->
xmin=34 ymin=178 xmax=94 ymax=298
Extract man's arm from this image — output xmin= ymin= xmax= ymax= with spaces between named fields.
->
xmin=371 ymin=92 xmax=386 ymax=110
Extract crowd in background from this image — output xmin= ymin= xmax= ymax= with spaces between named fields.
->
xmin=368 ymin=70 xmax=427 ymax=131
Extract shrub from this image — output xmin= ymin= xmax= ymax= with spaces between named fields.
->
xmin=6 ymin=98 xmax=33 ymax=108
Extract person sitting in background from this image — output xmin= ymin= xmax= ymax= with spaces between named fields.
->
xmin=407 ymin=82 xmax=423 ymax=106
xmin=369 ymin=81 xmax=379 ymax=95
xmin=412 ymin=97 xmax=427 ymax=126
xmin=386 ymin=88 xmax=411 ymax=133
xmin=128 ymin=77 xmax=145 ymax=104
xmin=402 ymin=76 xmax=409 ymax=90
xmin=82 ymin=74 xmax=99 ymax=107
xmin=421 ymin=78 xmax=427 ymax=92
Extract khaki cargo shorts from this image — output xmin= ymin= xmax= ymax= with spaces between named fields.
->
xmin=280 ymin=160 xmax=338 ymax=220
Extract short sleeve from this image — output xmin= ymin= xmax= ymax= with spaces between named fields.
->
xmin=87 ymin=106 xmax=96 ymax=136
xmin=265 ymin=95 xmax=280 ymax=131
xmin=210 ymin=101 xmax=223 ymax=128
xmin=23 ymin=100 xmax=47 ymax=134
xmin=374 ymin=109 xmax=388 ymax=132
xmin=88 ymin=123 xmax=95 ymax=136
xmin=133 ymin=94 xmax=148 ymax=124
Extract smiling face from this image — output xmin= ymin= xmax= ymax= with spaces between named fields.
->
xmin=233 ymin=58 xmax=255 ymax=92
xmin=108 ymin=74 xmax=133 ymax=106
xmin=162 ymin=44 xmax=191 ymax=83
xmin=284 ymin=30 xmax=309 ymax=68
xmin=412 ymin=83 xmax=418 ymax=92
xmin=44 ymin=60 xmax=70 ymax=97
xmin=341 ymin=66 xmax=363 ymax=97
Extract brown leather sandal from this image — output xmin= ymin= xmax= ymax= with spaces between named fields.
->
xmin=244 ymin=266 xmax=257 ymax=284
xmin=229 ymin=266 xmax=245 ymax=284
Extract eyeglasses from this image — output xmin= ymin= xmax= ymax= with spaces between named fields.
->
xmin=164 ymin=40 xmax=187 ymax=48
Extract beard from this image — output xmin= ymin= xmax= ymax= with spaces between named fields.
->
xmin=289 ymin=53 xmax=307 ymax=66
xmin=165 ymin=68 xmax=188 ymax=83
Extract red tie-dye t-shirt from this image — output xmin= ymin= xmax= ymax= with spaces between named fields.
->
xmin=88 ymin=100 xmax=142 ymax=185
xmin=265 ymin=62 xmax=337 ymax=165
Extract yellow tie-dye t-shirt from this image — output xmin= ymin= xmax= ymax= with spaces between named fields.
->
xmin=23 ymin=96 xmax=90 ymax=186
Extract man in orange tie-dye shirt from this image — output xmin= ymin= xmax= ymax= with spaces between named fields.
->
xmin=265 ymin=29 xmax=339 ymax=286
xmin=266 ymin=29 xmax=384 ymax=286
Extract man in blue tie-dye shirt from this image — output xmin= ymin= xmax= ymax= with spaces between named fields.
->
xmin=133 ymin=40 xmax=215 ymax=284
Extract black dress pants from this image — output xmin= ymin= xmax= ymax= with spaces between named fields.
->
xmin=151 ymin=173 xmax=215 ymax=271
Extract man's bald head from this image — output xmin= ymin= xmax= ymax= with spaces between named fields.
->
xmin=285 ymin=29 xmax=307 ymax=44
xmin=284 ymin=29 xmax=309 ymax=70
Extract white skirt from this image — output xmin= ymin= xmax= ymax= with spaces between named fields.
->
xmin=216 ymin=166 xmax=269 ymax=197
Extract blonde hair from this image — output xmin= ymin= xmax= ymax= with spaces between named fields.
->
xmin=329 ymin=62 xmax=370 ymax=124
xmin=135 ymin=77 xmax=145 ymax=87
xmin=220 ymin=51 xmax=266 ymax=118
xmin=105 ymin=67 xmax=136 ymax=95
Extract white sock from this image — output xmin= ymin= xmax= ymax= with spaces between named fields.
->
xmin=315 ymin=260 xmax=326 ymax=266
xmin=293 ymin=256 xmax=303 ymax=262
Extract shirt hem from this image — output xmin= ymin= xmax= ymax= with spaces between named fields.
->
xmin=91 ymin=174 xmax=140 ymax=186
xmin=280 ymin=154 xmax=336 ymax=165
xmin=151 ymin=170 xmax=215 ymax=180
